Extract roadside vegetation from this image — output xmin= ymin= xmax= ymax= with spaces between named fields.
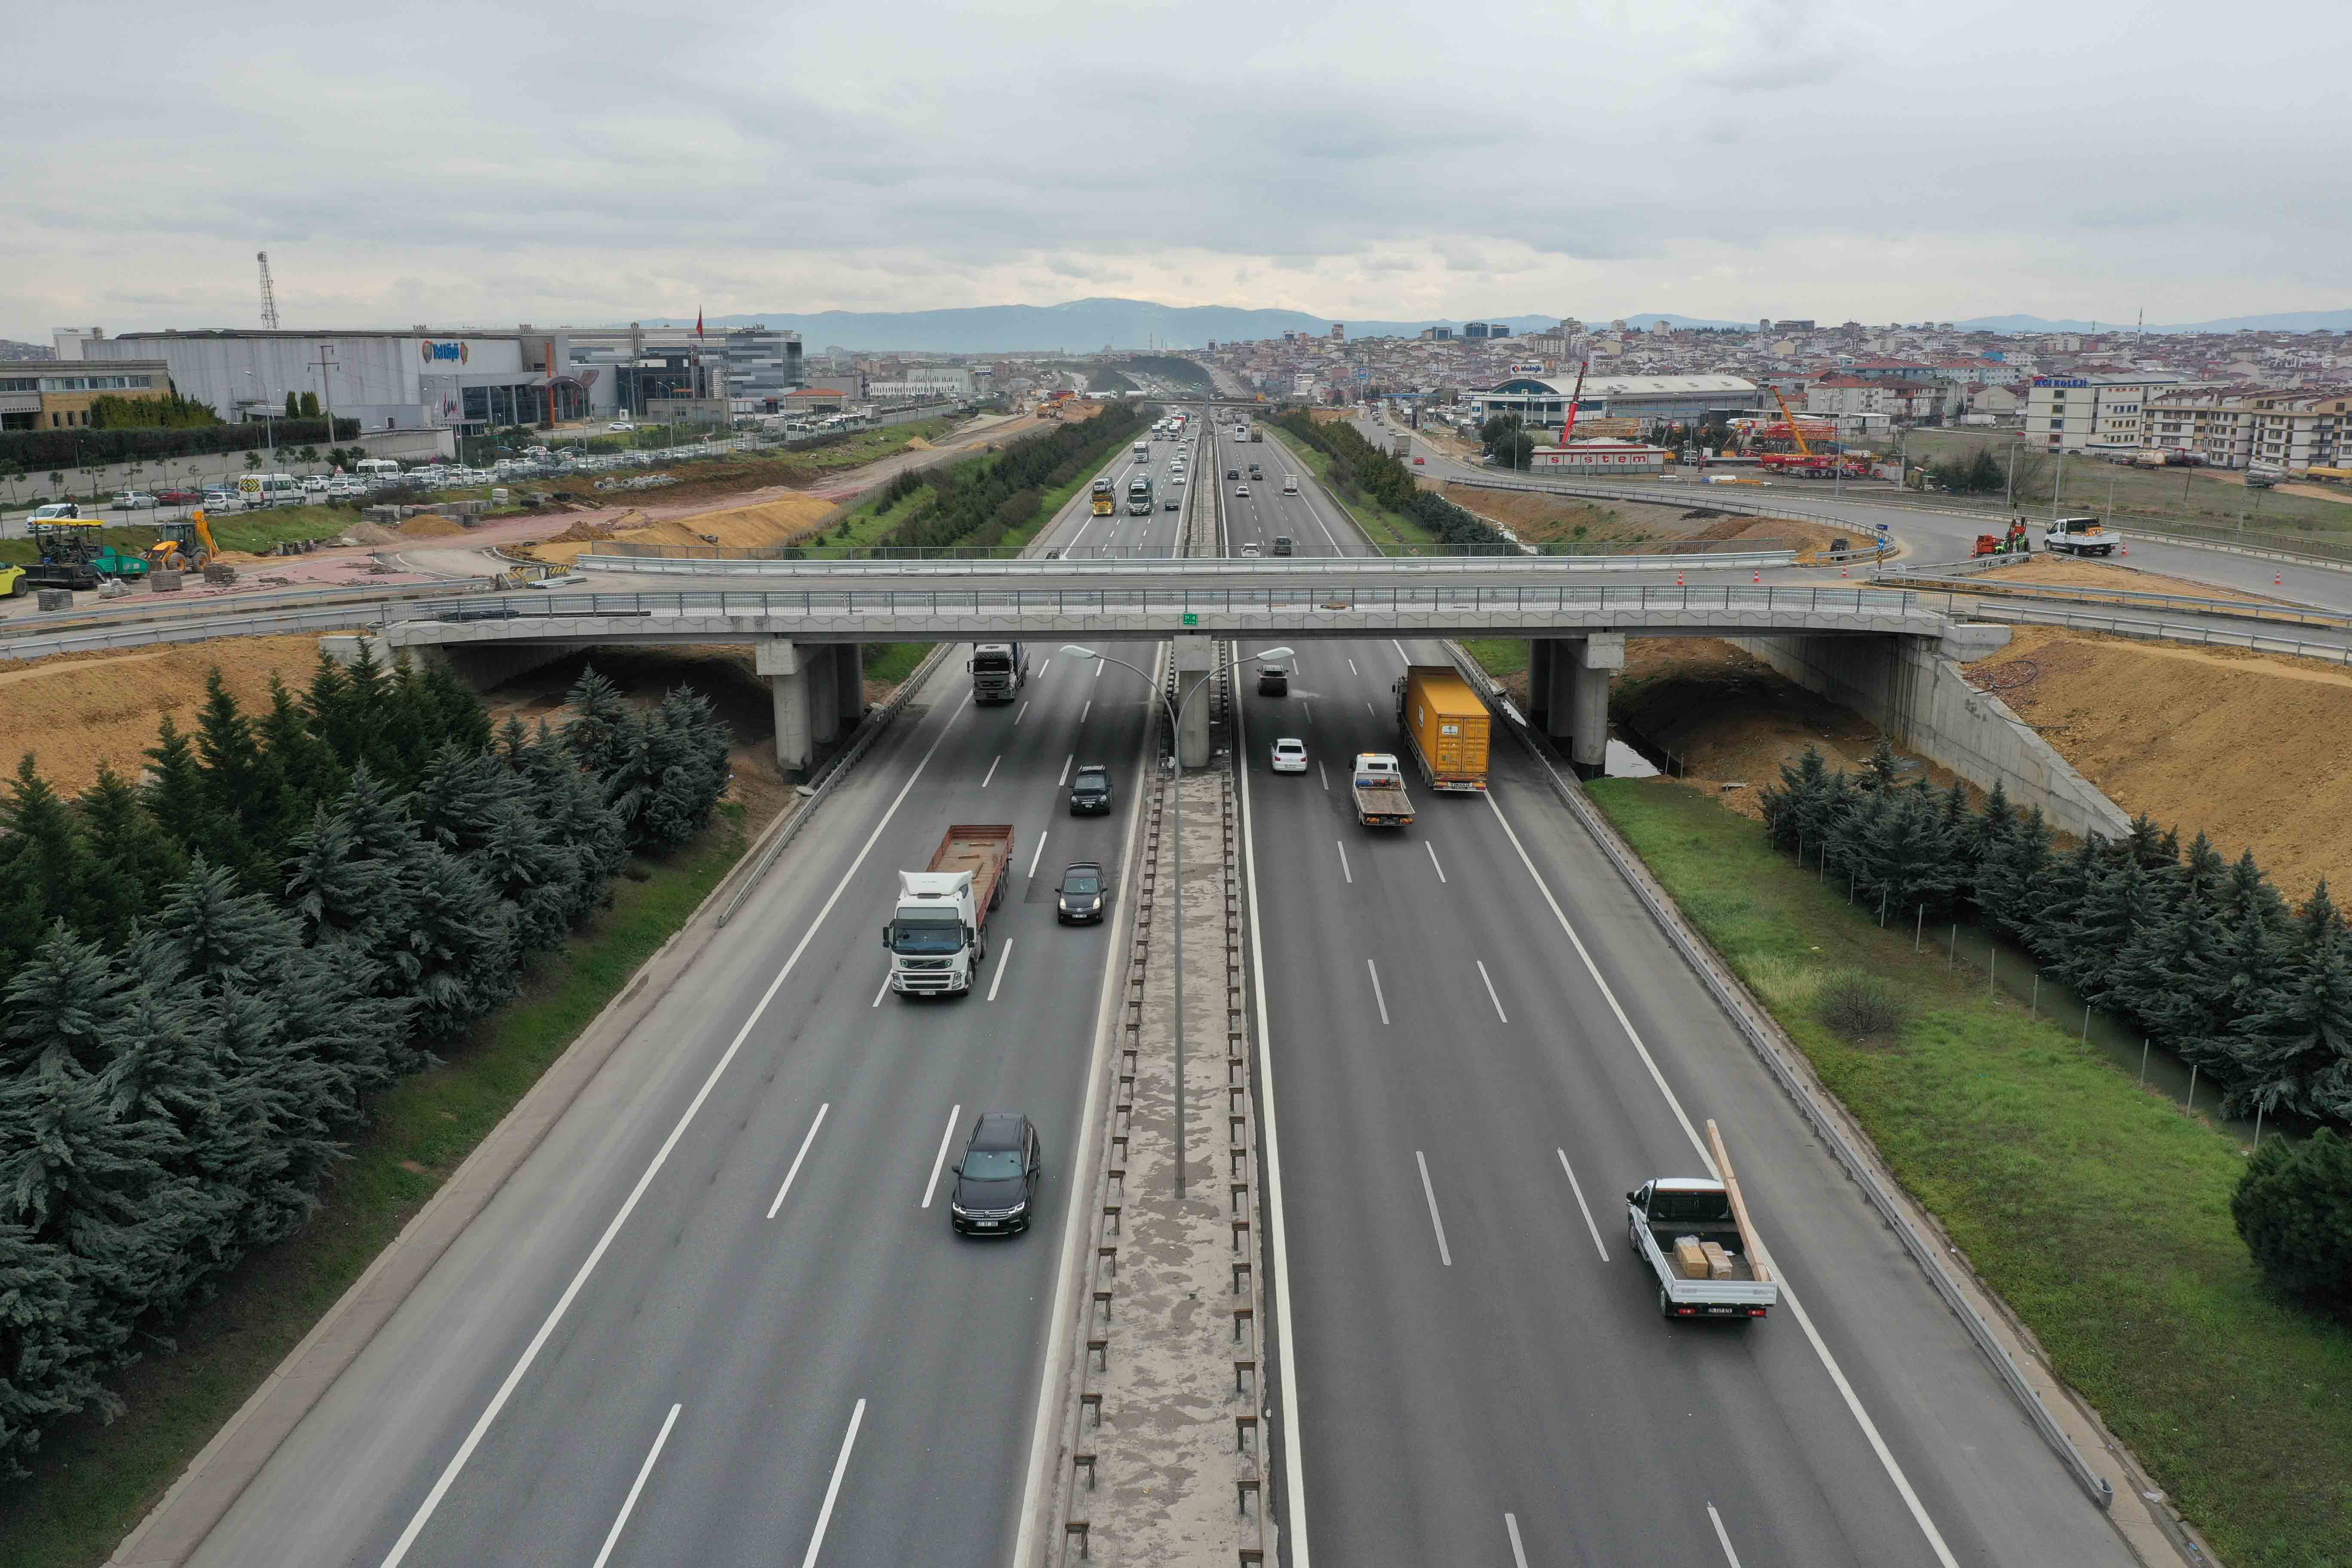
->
xmin=1586 ymin=776 xmax=2352 ymax=1566
xmin=1895 ymin=428 xmax=2352 ymax=535
xmin=1269 ymin=411 xmax=1510 ymax=554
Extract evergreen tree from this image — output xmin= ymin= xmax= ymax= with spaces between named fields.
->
xmin=2112 ymin=833 xmax=2233 ymax=1055
xmin=257 ymin=675 xmax=345 ymax=822
xmin=2196 ymin=891 xmax=2297 ymax=1078
xmin=2053 ymin=856 xmax=2159 ymax=1004
xmin=1859 ymin=738 xmax=1900 ymax=793
xmin=191 ymin=671 xmax=296 ymax=886
xmin=2025 ymin=837 xmax=2101 ymax=969
xmin=0 ymin=1219 xmax=104 ymax=1475
xmin=142 ymin=717 xmax=217 ymax=864
xmin=2230 ymin=910 xmax=2352 ymax=1119
xmin=74 ymin=764 xmax=189 ymax=952
xmin=0 ymin=756 xmax=95 ymax=983
xmin=1760 ymin=746 xmax=1828 ymax=852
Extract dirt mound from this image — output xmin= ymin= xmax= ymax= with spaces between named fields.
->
xmin=1976 ymin=556 xmax=2302 ymax=607
xmin=534 ymin=493 xmax=836 ymax=564
xmin=1967 ymin=626 xmax=2352 ymax=897
xmin=343 ymin=521 xmax=400 ymax=545
xmin=398 ymin=514 xmax=465 ymax=538
xmin=1443 ymin=483 xmax=1851 ymax=557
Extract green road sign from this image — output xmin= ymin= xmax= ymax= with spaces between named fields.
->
xmin=1182 ymin=612 xmax=1198 ymax=626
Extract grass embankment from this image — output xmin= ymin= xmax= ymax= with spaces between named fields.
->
xmin=1261 ymin=426 xmax=1435 ymax=550
xmin=1898 ymin=428 xmax=2352 ymax=535
xmin=0 ymin=806 xmax=757 ymax=1568
xmin=1583 ymin=779 xmax=2352 ymax=1568
xmin=863 ymin=643 xmax=934 ymax=688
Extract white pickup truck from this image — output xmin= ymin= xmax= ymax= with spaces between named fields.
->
xmin=1625 ymin=1121 xmax=1778 ymax=1320
xmin=1351 ymin=752 xmax=1415 ymax=829
xmin=2043 ymin=517 xmax=2116 ymax=557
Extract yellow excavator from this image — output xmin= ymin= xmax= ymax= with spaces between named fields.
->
xmin=147 ymin=509 xmax=220 ymax=572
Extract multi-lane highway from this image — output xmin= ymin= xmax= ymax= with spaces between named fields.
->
xmin=185 ymin=423 xmax=1203 ymax=1566
xmin=1219 ymin=418 xmax=2140 ymax=1567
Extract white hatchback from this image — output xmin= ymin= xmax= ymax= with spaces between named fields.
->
xmin=1271 ymin=737 xmax=1308 ymax=774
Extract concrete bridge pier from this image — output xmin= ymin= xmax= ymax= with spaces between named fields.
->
xmin=759 ymin=639 xmax=818 ymax=770
xmin=1528 ymin=634 xmax=1623 ymax=775
xmin=836 ymin=641 xmax=867 ymax=730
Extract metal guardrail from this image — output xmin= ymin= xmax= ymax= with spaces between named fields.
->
xmin=1899 ymin=575 xmax=2352 ymax=631
xmin=1991 ymin=603 xmax=2352 ymax=664
xmin=1436 ymin=639 xmax=2118 ymax=1512
xmin=571 ymin=549 xmax=1801 ymax=579
xmin=1443 ymin=472 xmax=1893 ymax=535
xmin=0 ymin=598 xmax=410 ymax=661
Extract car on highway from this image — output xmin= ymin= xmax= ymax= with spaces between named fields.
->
xmin=1235 ymin=484 xmax=1250 ymax=497
xmin=1272 ymin=536 xmax=1293 ymax=556
xmin=1170 ymin=472 xmax=1185 ymax=485
xmin=110 ymin=491 xmax=159 ymax=510
xmin=1069 ymin=763 xmax=1113 ymax=815
xmin=1271 ymin=737 xmax=1307 ymax=773
xmin=1257 ymin=663 xmax=1289 ymax=696
xmin=1164 ymin=496 xmax=1180 ymax=510
xmin=1227 ymin=468 xmax=1240 ymax=480
xmin=1055 ymin=860 xmax=1109 ymax=925
xmin=1412 ymin=456 xmax=1426 ymax=465
xmin=948 ymin=1112 xmax=1042 ymax=1236
xmin=1239 ymin=541 xmax=1260 ymax=557
xmin=608 ymin=420 xmax=635 ymax=432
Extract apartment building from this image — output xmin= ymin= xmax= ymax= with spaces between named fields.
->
xmin=2023 ymin=374 xmax=2187 ymax=453
xmin=2141 ymin=386 xmax=2352 ymax=472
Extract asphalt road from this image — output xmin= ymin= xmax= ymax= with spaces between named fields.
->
xmin=1219 ymin=420 xmax=2141 ymax=1568
xmin=1382 ymin=415 xmax=2352 ymax=609
xmin=186 ymin=423 xmax=1205 ymax=1567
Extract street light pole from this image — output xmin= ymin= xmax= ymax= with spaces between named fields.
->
xmin=1064 ymin=640 xmax=1290 ymax=1204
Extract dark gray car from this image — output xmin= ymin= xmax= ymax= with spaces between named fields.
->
xmin=949 ymin=1112 xmax=1042 ymax=1235
xmin=1057 ymin=860 xmax=1109 ymax=925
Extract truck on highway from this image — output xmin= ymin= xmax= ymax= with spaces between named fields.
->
xmin=1247 ymin=424 xmax=1262 ymax=442
xmin=1126 ymin=473 xmax=1154 ymax=515
xmin=1351 ymin=753 xmax=1415 ymax=828
xmin=1282 ymin=474 xmax=1299 ymax=495
xmin=967 ymin=642 xmax=1030 ymax=703
xmin=1091 ymin=477 xmax=1116 ymax=516
xmin=1626 ymin=1121 xmax=1778 ymax=1320
xmin=1393 ymin=665 xmax=1491 ymax=793
xmin=2043 ymin=516 xmax=2116 ymax=557
xmin=884 ymin=824 xmax=1014 ymax=996
xmin=1132 ymin=441 xmax=1150 ymax=463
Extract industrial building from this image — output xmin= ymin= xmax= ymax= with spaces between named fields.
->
xmin=2021 ymin=373 xmax=2189 ymax=454
xmin=1466 ymin=373 xmax=1761 ymax=431
xmin=55 ymin=322 xmax=802 ymax=434
xmin=0 ymin=359 xmax=172 ymax=429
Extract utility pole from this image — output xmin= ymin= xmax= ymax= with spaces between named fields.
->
xmin=2004 ymin=442 xmax=2019 ymax=510
xmin=309 ymin=344 xmax=338 ymax=457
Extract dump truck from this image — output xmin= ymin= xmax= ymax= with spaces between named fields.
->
xmin=1090 ymin=478 xmax=1116 ymax=517
xmin=885 ymin=824 xmax=1015 ymax=996
xmin=1393 ymin=665 xmax=1490 ymax=793
xmin=2043 ymin=516 xmax=2115 ymax=557
xmin=967 ymin=642 xmax=1030 ymax=704
xmin=1626 ymin=1121 xmax=1779 ymax=1320
xmin=1351 ymin=753 xmax=1415 ymax=828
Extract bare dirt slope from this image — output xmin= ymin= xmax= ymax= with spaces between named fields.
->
xmin=1966 ymin=626 xmax=2352 ymax=897
xmin=1444 ymin=483 xmax=1851 ymax=556
xmin=1960 ymin=556 xmax=2305 ymax=607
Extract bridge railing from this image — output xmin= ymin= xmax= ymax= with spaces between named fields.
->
xmin=588 ymin=535 xmax=1800 ymax=562
xmin=570 ymin=548 xmax=1800 ymax=579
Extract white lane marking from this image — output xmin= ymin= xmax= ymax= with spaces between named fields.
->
xmin=1707 ymin=1503 xmax=1743 ymax=1567
xmin=1335 ymin=840 xmax=1353 ymax=885
xmin=1317 ymin=760 xmax=1329 ymax=791
xmin=981 ymin=753 xmax=1001 ymax=788
xmin=1415 ymin=1150 xmax=1451 ymax=1266
xmin=922 ymin=1104 xmax=963 ymax=1208
xmin=1366 ymin=957 xmax=1388 ymax=1024
xmin=590 ymin=1403 xmax=681 ymax=1568
xmin=1348 ymin=657 xmax=1358 ymax=675
xmin=1554 ymin=1148 xmax=1610 ymax=1262
xmin=1505 ymin=1513 xmax=1531 ymax=1568
xmin=1476 ymin=959 xmax=1507 ymax=1023
xmin=1081 ymin=699 xmax=1092 ymax=721
xmin=1015 ymin=701 xmax=1029 ymax=726
xmin=1481 ymin=791 xmax=1962 ymax=1568
xmin=1302 ymin=700 xmax=1313 ymax=726
xmin=1028 ymin=830 xmax=1049 ymax=880
xmin=1037 ymin=657 xmax=1052 ymax=677
xmin=1425 ymin=841 xmax=1448 ymax=884
xmin=1059 ymin=753 xmax=1073 ymax=787
xmin=1094 ymin=659 xmax=1105 ymax=680
xmin=1365 ymin=701 xmax=1375 ymax=716
xmin=767 ymin=1104 xmax=831 ymax=1219
xmin=799 ymin=1399 xmax=867 ymax=1568
xmin=987 ymin=939 xmax=1015 ymax=1002
xmin=375 ymin=692 xmax=972 ymax=1568
xmin=1391 ymin=639 xmax=1412 ymax=664
xmin=871 ymin=969 xmax=891 ymax=1008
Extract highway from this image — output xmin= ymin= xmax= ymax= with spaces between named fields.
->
xmin=184 ymin=421 xmax=1203 ymax=1566
xmin=1221 ymin=419 xmax=2140 ymax=1566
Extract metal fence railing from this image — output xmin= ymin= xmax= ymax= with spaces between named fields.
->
xmin=570 ymin=549 xmax=1800 ymax=579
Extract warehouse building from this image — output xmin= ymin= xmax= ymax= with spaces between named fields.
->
xmin=0 ymin=359 xmax=172 ymax=429
xmin=1466 ymin=373 xmax=1761 ymax=432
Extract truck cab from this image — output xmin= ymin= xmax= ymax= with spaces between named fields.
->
xmin=886 ymin=873 xmax=982 ymax=996
xmin=968 ymin=642 xmax=1029 ymax=703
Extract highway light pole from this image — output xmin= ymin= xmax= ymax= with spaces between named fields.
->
xmin=1063 ymin=640 xmax=1291 ymax=1203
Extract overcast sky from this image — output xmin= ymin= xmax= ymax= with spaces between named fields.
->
xmin=7 ymin=0 xmax=2342 ymax=339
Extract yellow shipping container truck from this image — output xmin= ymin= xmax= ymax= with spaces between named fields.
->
xmin=1393 ymin=665 xmax=1491 ymax=793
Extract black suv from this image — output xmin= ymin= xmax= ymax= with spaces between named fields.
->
xmin=1227 ymin=468 xmax=1240 ymax=480
xmin=1057 ymin=861 xmax=1109 ymax=924
xmin=949 ymin=1112 xmax=1042 ymax=1235
xmin=1257 ymin=664 xmax=1289 ymax=696
xmin=1070 ymin=763 xmax=1113 ymax=815
xmin=1271 ymin=536 xmax=1293 ymax=556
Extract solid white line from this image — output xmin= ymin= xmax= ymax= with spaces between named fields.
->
xmin=1505 ymin=1513 xmax=1531 ymax=1568
xmin=1059 ymin=753 xmax=1074 ymax=787
xmin=871 ymin=970 xmax=890 ymax=1008
xmin=1707 ymin=1503 xmax=1743 ymax=1567
xmin=1365 ymin=700 xmax=1375 ymax=716
xmin=1028 ymin=830 xmax=1048 ymax=880
xmin=981 ymin=753 xmax=1001 ymax=788
xmin=1094 ymin=659 xmax=1104 ymax=680
xmin=1081 ymin=698 xmax=1092 ymax=721
xmin=799 ymin=1399 xmax=866 ymax=1568
xmin=1015 ymin=701 xmax=1030 ymax=726
xmin=1391 ymin=638 xmax=1412 ymax=664
xmin=1476 ymin=959 xmax=1507 ymax=1023
xmin=1335 ymin=840 xmax=1352 ymax=885
xmin=767 ymin=1104 xmax=831 ymax=1219
xmin=1425 ymin=841 xmax=1448 ymax=884
xmin=1481 ymin=790 xmax=1961 ymax=1568
xmin=1415 ymin=1150 xmax=1451 ymax=1265
xmin=1348 ymin=657 xmax=1358 ymax=675
xmin=589 ymin=1403 xmax=681 ymax=1568
xmin=922 ymin=1104 xmax=962 ymax=1208
xmin=1316 ymin=760 xmax=1329 ymax=791
xmin=987 ymin=939 xmax=1015 ymax=1002
xmin=1233 ymin=695 xmax=1312 ymax=1565
xmin=1302 ymin=700 xmax=1313 ymax=726
xmin=1555 ymin=1148 xmax=1610 ymax=1261
xmin=1366 ymin=957 xmax=1388 ymax=1024
xmin=374 ymin=692 xmax=972 ymax=1568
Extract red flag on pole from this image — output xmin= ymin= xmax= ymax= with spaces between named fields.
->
xmin=696 ymin=308 xmax=704 ymax=341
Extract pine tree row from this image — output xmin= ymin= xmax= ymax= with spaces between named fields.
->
xmin=0 ymin=652 xmax=732 ymax=1471
xmin=1760 ymin=743 xmax=2352 ymax=1124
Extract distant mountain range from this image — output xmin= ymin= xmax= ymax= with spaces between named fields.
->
xmin=629 ymin=297 xmax=2351 ymax=352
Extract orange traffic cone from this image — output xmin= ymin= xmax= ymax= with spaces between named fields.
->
xmin=1752 ymin=569 xmax=1761 ymax=584
xmin=1676 ymin=573 xmax=1684 ymax=587
xmin=2277 ymin=570 xmax=2285 ymax=585
xmin=1841 ymin=563 xmax=1849 ymax=578
xmin=2120 ymin=544 xmax=2127 ymax=557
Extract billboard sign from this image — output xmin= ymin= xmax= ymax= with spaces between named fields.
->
xmin=421 ymin=341 xmax=471 ymax=364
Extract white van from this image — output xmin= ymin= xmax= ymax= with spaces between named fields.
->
xmin=237 ymin=473 xmax=304 ymax=508
xmin=354 ymin=458 xmax=401 ymax=477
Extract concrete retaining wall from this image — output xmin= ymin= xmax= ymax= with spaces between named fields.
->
xmin=1729 ymin=631 xmax=2134 ymax=843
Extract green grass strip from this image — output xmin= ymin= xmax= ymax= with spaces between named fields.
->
xmin=1584 ymin=778 xmax=2352 ymax=1568
xmin=0 ymin=805 xmax=752 ymax=1568
xmin=1261 ymin=425 xmax=1436 ymax=550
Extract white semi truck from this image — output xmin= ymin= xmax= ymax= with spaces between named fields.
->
xmin=968 ymin=642 xmax=1030 ymax=704
xmin=884 ymin=824 xmax=1014 ymax=996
